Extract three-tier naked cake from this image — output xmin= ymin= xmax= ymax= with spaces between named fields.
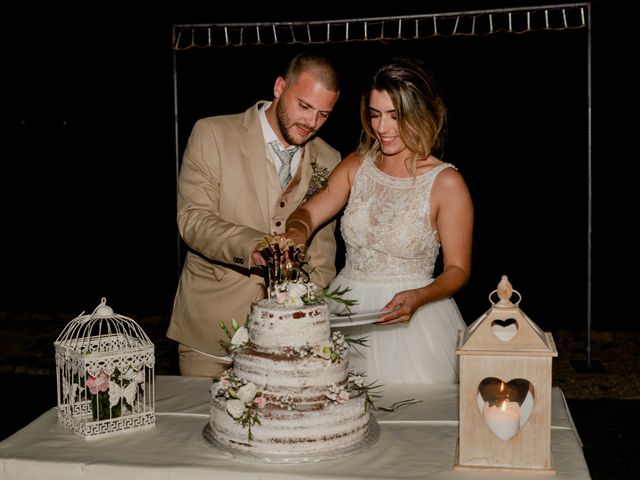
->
xmin=207 ymin=281 xmax=376 ymax=459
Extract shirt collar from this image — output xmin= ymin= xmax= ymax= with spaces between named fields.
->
xmin=259 ymin=101 xmax=279 ymax=146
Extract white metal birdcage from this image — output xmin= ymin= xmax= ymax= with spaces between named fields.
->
xmin=54 ymin=298 xmax=156 ymax=439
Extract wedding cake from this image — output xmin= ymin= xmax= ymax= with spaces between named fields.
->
xmin=208 ymin=281 xmax=375 ymax=458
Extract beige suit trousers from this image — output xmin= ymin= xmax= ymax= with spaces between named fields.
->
xmin=178 ymin=344 xmax=229 ymax=378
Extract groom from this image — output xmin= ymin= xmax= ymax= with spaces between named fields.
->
xmin=167 ymin=52 xmax=342 ymax=378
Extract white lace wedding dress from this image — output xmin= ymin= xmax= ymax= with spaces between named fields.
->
xmin=329 ymin=154 xmax=466 ymax=384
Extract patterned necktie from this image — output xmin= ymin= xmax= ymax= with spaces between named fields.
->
xmin=270 ymin=141 xmax=297 ymax=189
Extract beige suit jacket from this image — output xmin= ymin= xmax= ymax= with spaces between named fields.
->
xmin=167 ymin=101 xmax=341 ymax=356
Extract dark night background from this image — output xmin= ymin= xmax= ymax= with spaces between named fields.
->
xmin=3 ymin=4 xmax=639 ymax=478
xmin=2 ymin=1 xmax=627 ymax=333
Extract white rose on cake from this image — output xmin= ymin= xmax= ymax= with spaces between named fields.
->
xmin=230 ymin=326 xmax=249 ymax=349
xmin=284 ymin=296 xmax=304 ymax=307
xmin=274 ymin=281 xmax=314 ymax=307
xmin=226 ymin=399 xmax=247 ymax=418
xmin=237 ymin=383 xmax=258 ymax=404
xmin=314 ymin=340 xmax=334 ymax=360
xmin=288 ymin=282 xmax=310 ymax=299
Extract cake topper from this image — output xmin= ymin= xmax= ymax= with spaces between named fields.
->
xmin=259 ymin=235 xmax=312 ymax=299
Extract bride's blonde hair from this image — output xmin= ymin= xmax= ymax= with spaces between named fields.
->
xmin=357 ymin=57 xmax=447 ymax=176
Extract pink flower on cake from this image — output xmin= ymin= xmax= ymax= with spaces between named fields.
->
xmin=337 ymin=389 xmax=350 ymax=403
xmin=275 ymin=290 xmax=289 ymax=304
xmin=255 ymin=396 xmax=267 ymax=409
xmin=87 ymin=371 xmax=110 ymax=395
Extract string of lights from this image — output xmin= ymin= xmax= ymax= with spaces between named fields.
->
xmin=173 ymin=3 xmax=589 ymax=50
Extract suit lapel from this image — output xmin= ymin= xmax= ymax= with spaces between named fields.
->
xmin=242 ymin=104 xmax=271 ymax=227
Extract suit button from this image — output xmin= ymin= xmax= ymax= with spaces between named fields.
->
xmin=275 ymin=220 xmax=282 ymax=227
xmin=280 ymin=201 xmax=285 ymax=207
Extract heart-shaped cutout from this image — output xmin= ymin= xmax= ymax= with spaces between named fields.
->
xmin=477 ymin=377 xmax=534 ymax=441
xmin=491 ymin=318 xmax=518 ymax=342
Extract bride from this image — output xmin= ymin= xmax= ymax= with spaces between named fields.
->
xmin=280 ymin=57 xmax=472 ymax=384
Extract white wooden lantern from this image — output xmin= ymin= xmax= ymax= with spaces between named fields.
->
xmin=454 ymin=276 xmax=558 ymax=474
xmin=54 ymin=298 xmax=156 ymax=439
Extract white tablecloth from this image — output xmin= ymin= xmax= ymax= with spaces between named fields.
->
xmin=0 ymin=376 xmax=590 ymax=479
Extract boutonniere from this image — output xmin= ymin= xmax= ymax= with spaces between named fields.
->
xmin=302 ymin=160 xmax=330 ymax=203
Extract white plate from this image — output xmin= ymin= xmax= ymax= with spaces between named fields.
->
xmin=330 ymin=305 xmax=401 ymax=328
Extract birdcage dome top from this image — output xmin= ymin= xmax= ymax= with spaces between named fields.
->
xmin=54 ymin=297 xmax=152 ymax=354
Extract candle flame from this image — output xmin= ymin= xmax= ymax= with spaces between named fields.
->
xmin=500 ymin=382 xmax=505 ymax=393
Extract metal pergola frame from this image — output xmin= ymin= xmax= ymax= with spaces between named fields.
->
xmin=171 ymin=2 xmax=595 ymax=367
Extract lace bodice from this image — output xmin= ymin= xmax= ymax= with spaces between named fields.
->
xmin=340 ymin=155 xmax=455 ymax=282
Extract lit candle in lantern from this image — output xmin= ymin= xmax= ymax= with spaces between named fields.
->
xmin=482 ymin=382 xmax=521 ymax=441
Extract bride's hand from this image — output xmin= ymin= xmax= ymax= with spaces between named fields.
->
xmin=376 ymin=290 xmax=420 ymax=324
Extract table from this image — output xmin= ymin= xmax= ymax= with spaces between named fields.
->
xmin=0 ymin=376 xmax=590 ymax=479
